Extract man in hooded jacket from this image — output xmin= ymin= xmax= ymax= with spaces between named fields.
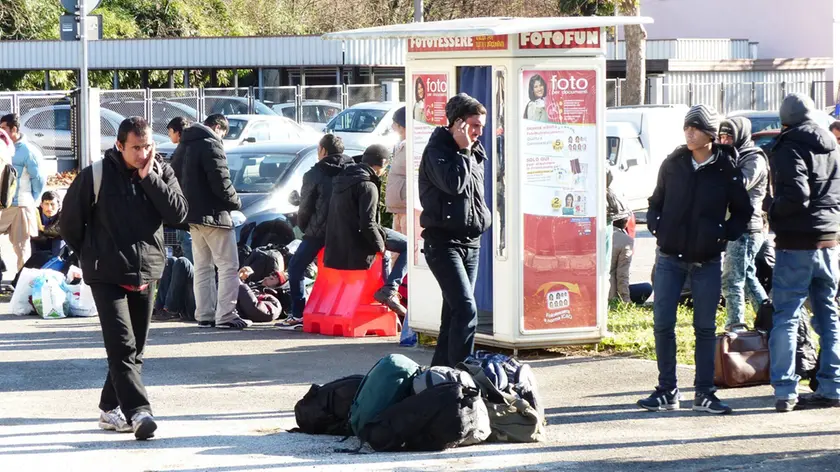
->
xmin=768 ymin=93 xmax=840 ymax=412
xmin=718 ymin=117 xmax=771 ymax=329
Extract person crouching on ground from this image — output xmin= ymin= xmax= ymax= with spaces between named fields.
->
xmin=60 ymin=117 xmax=188 ymax=440
xmin=640 ymin=104 xmax=752 ymax=415
xmin=324 ymin=144 xmax=409 ymax=317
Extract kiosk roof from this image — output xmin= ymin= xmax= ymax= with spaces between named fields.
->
xmin=322 ymin=16 xmax=653 ymax=40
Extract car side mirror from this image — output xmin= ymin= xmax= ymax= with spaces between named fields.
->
xmin=244 ymin=137 xmax=257 ymax=143
xmin=289 ymin=190 xmax=301 ymax=206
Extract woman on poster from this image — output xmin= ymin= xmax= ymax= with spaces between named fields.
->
xmin=414 ymin=77 xmax=427 ymax=124
xmin=523 ymin=74 xmax=550 ymax=122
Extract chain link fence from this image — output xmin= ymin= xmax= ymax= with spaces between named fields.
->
xmin=0 ymin=95 xmax=12 ymax=117
xmin=13 ymin=92 xmax=73 ymax=159
xmin=347 ymin=84 xmax=382 ymax=107
xmin=260 ymin=86 xmax=297 ymax=117
xmin=150 ymin=88 xmax=201 ymax=131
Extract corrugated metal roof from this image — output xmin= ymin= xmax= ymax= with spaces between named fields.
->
xmin=606 ymin=39 xmax=751 ymax=61
xmin=321 ymin=16 xmax=653 ymax=40
xmin=0 ymin=36 xmax=408 ymax=70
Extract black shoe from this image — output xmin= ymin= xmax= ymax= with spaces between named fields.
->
xmin=692 ymin=392 xmax=733 ymax=414
xmin=775 ymin=398 xmax=798 ymax=413
xmin=797 ymin=393 xmax=840 ymax=409
xmin=637 ymin=387 xmax=680 ymax=411
xmin=197 ymin=320 xmax=215 ymax=328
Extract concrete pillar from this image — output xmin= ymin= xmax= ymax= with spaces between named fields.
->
xmin=233 ymin=69 xmax=239 ymax=90
xmin=648 ymin=75 xmax=665 ymax=105
xmin=382 ymin=79 xmax=401 ymax=102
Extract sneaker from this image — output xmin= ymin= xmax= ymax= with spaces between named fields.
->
xmin=374 ymin=287 xmax=407 ymax=318
xmin=98 ymin=407 xmax=133 ymax=433
xmin=152 ymin=309 xmax=180 ymax=322
xmin=775 ymin=398 xmax=798 ymax=413
xmin=217 ymin=318 xmax=253 ymax=330
xmin=276 ymin=316 xmax=303 ymax=330
xmin=797 ymin=393 xmax=840 ymax=409
xmin=637 ymin=387 xmax=680 ymax=411
xmin=693 ymin=392 xmax=733 ymax=414
xmin=131 ymin=412 xmax=157 ymax=440
xmin=197 ymin=320 xmax=216 ymax=328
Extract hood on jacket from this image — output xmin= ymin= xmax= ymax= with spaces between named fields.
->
xmin=428 ymin=126 xmax=487 ymax=162
xmin=720 ymin=116 xmax=755 ymax=150
xmin=333 ymin=163 xmax=379 ymax=193
xmin=181 ymin=123 xmax=222 ymax=144
xmin=780 ymin=93 xmax=819 ymax=127
xmin=778 ymin=121 xmax=838 ymax=155
xmin=316 ymin=153 xmax=355 ymax=177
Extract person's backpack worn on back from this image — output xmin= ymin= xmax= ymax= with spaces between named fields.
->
xmin=358 ymin=382 xmax=491 ymax=452
xmin=292 ymin=375 xmax=364 ymax=436
xmin=349 ymin=353 xmax=421 ymax=437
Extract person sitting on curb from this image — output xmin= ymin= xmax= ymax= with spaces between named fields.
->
xmin=323 ymin=144 xmax=409 ymax=318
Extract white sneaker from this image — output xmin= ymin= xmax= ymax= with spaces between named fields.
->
xmin=131 ymin=412 xmax=158 ymax=440
xmin=98 ymin=407 xmax=132 ymax=433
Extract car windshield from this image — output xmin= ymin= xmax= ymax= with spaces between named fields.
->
xmin=227 ymin=152 xmax=297 ymax=193
xmin=327 ymin=109 xmax=387 ymax=133
xmin=606 ymin=137 xmax=620 ymax=166
xmin=224 ymin=119 xmax=247 ymax=140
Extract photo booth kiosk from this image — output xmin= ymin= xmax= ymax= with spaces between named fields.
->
xmin=324 ymin=16 xmax=653 ymax=351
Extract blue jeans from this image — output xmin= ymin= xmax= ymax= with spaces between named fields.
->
xmin=425 ymin=242 xmax=480 ymax=368
xmin=653 ymin=251 xmax=721 ymax=394
xmin=288 ymin=237 xmax=323 ymax=319
xmin=155 ymin=257 xmax=196 ymax=320
xmin=770 ymin=248 xmax=840 ymax=400
xmin=629 ymin=283 xmax=653 ymax=305
xmin=722 ymin=232 xmax=768 ymax=326
xmin=382 ymin=228 xmax=408 ymax=293
xmin=178 ymin=229 xmax=193 ymax=264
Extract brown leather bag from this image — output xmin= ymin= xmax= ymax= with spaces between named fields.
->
xmin=714 ymin=324 xmax=771 ymax=388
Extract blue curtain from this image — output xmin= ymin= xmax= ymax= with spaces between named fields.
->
xmin=458 ymin=66 xmax=494 ymax=333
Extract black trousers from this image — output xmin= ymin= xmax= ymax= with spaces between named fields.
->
xmin=90 ymin=283 xmax=155 ymax=419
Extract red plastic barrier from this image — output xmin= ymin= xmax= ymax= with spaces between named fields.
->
xmin=303 ymin=250 xmax=398 ymax=337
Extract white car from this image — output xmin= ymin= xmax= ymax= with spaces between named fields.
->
xmin=324 ymin=102 xmax=404 ymax=150
xmin=272 ymin=100 xmax=342 ymax=132
xmin=157 ymin=114 xmax=322 ymax=157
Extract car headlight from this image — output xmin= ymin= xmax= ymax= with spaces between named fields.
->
xmin=231 ymin=210 xmax=247 ymax=227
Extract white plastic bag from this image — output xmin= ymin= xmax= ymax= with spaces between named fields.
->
xmin=63 ymin=280 xmax=98 ymax=317
xmin=32 ymin=271 xmax=67 ymax=319
xmin=10 ymin=268 xmax=43 ymax=315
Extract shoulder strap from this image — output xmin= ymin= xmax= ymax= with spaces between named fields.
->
xmin=92 ymin=159 xmax=103 ymax=205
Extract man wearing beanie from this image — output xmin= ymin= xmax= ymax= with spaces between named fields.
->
xmin=768 ymin=93 xmax=840 ymax=412
xmin=418 ymin=93 xmax=491 ymax=367
xmin=640 ymin=104 xmax=752 ymax=414
xmin=718 ymin=117 xmax=771 ymax=330
xmin=324 ymin=144 xmax=408 ymax=317
xmin=385 ymin=107 xmax=408 ymax=234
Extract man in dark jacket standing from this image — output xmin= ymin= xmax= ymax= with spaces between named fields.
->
xmin=769 ymin=93 xmax=840 ymax=412
xmin=178 ymin=114 xmax=250 ymax=330
xmin=323 ymin=144 xmax=408 ymax=316
xmin=639 ymin=104 xmax=752 ymax=415
xmin=419 ymin=93 xmax=491 ymax=368
xmin=718 ymin=117 xmax=771 ymax=329
xmin=278 ymin=134 xmax=354 ymax=329
xmin=61 ymin=117 xmax=188 ymax=439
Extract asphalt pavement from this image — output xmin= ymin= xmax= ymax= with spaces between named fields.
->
xmin=1 ymin=309 xmax=839 ymax=472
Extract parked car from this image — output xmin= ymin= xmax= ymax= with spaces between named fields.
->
xmin=100 ymin=99 xmax=199 ymax=135
xmin=272 ymin=100 xmax=342 ymax=131
xmin=727 ymin=109 xmax=835 ymax=134
xmin=324 ymin=101 xmax=404 ymax=150
xmin=19 ymin=105 xmax=168 ymax=158
xmin=752 ymin=130 xmax=780 ymax=152
xmin=606 ymin=105 xmax=689 ymax=211
xmin=156 ymin=114 xmax=322 ymax=158
xmin=169 ymin=95 xmax=276 ymax=117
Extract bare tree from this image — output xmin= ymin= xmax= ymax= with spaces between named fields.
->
xmin=618 ymin=0 xmax=646 ymax=105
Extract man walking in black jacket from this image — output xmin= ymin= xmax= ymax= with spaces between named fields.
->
xmin=178 ymin=114 xmax=250 ymax=329
xmin=323 ymin=144 xmax=408 ymax=316
xmin=419 ymin=93 xmax=491 ymax=368
xmin=278 ymin=134 xmax=354 ymax=329
xmin=769 ymin=93 xmax=840 ymax=412
xmin=639 ymin=105 xmax=752 ymax=414
xmin=61 ymin=117 xmax=188 ymax=439
xmin=718 ymin=117 xmax=771 ymax=329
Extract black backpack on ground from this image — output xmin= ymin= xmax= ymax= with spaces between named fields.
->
xmin=358 ymin=382 xmax=490 ymax=452
xmin=243 ymin=245 xmax=285 ymax=282
xmin=292 ymin=375 xmax=364 ymax=436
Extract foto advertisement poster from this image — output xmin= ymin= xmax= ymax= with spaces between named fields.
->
xmin=411 ymin=72 xmax=449 ymax=267
xmin=520 ymin=69 xmax=599 ymax=331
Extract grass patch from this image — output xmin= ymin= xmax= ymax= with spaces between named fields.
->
xmin=599 ymin=300 xmax=754 ymax=365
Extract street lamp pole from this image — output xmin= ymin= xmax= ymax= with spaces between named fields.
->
xmin=414 ymin=0 xmax=423 ymax=23
xmin=77 ymin=0 xmax=91 ymax=168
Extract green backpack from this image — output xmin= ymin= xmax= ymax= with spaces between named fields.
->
xmin=349 ymin=354 xmax=421 ymax=437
